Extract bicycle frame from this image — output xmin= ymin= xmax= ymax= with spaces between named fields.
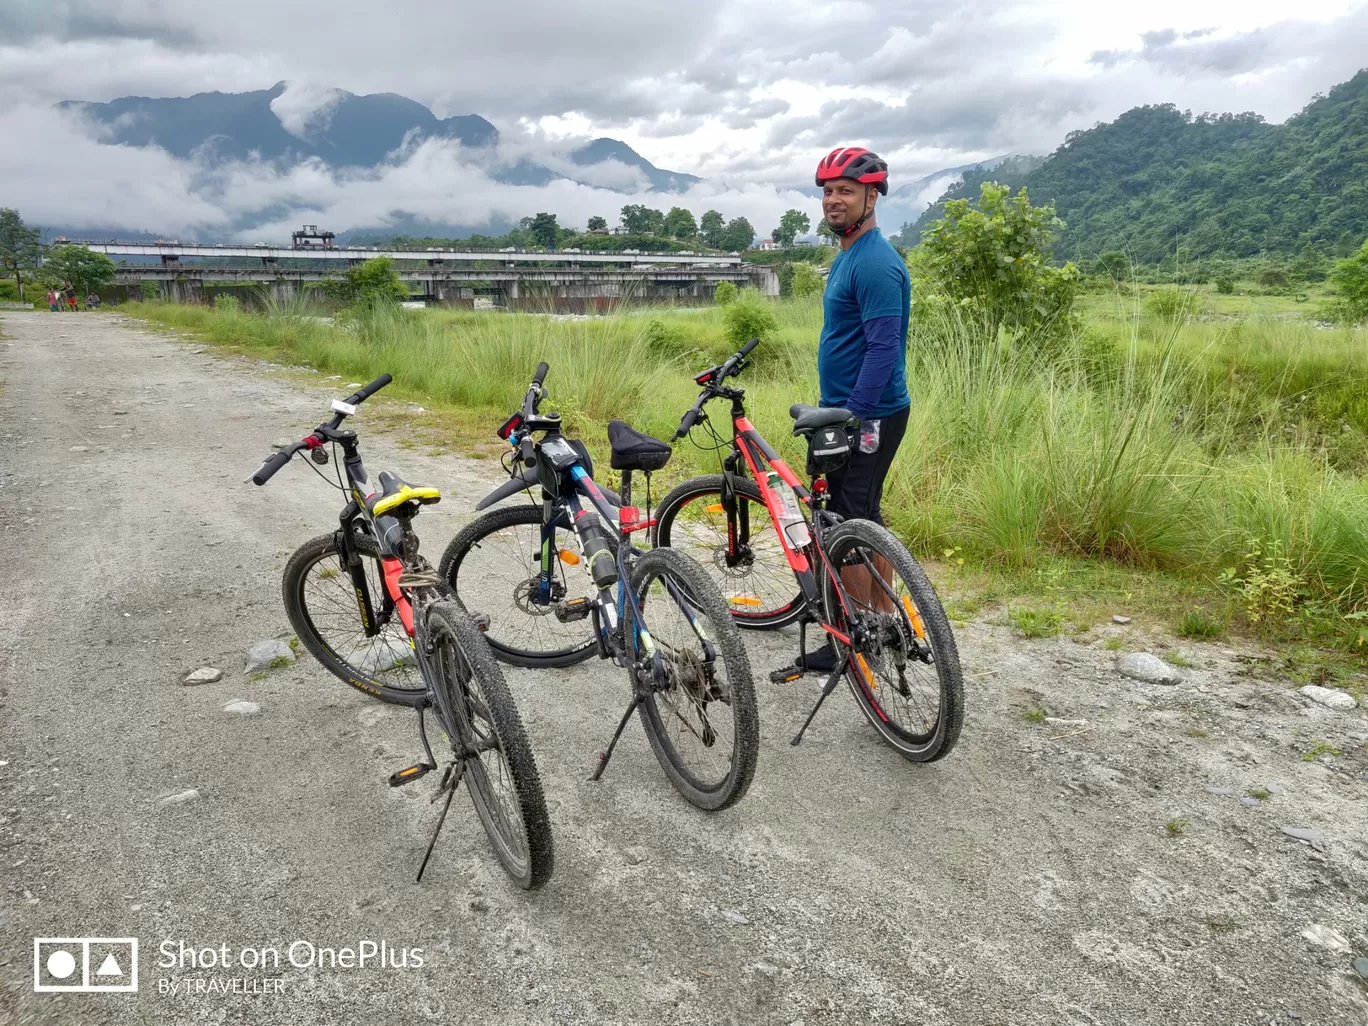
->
xmin=715 ymin=395 xmax=862 ymax=647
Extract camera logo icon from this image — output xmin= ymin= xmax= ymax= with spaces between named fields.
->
xmin=33 ymin=938 xmax=138 ymax=992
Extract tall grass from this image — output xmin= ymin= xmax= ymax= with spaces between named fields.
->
xmin=126 ymin=291 xmax=1368 ymax=640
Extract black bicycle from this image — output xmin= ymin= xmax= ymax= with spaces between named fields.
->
xmin=250 ymin=374 xmax=553 ymax=888
xmin=439 ymin=363 xmax=759 ymax=811
xmin=652 ymin=339 xmax=963 ymax=762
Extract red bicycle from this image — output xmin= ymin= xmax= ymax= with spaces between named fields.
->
xmin=651 ymin=339 xmax=963 ymax=760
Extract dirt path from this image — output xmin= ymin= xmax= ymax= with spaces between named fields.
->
xmin=1 ymin=310 xmax=1366 ymax=1026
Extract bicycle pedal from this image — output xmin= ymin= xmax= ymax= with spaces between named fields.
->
xmin=769 ymin=664 xmax=805 ymax=684
xmin=554 ymin=597 xmax=593 ymax=623
xmin=470 ymin=611 xmax=491 ymax=632
xmin=388 ymin=762 xmax=435 ymax=787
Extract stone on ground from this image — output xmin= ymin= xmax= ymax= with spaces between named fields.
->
xmin=223 ymin=699 xmax=261 ymax=716
xmin=1300 ymin=924 xmax=1350 ymax=953
xmin=1297 ymin=685 xmax=1358 ymax=711
xmin=1115 ymin=652 xmax=1182 ymax=685
xmin=157 ymin=789 xmax=200 ymax=808
xmin=244 ymin=639 xmax=294 ymax=673
xmin=182 ymin=667 xmax=222 ymax=685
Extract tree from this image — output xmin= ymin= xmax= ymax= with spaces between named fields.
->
xmin=815 ymin=220 xmax=838 ymax=245
xmin=323 ymin=256 xmax=410 ymax=306
xmin=587 ymin=215 xmax=608 ymax=232
xmin=713 ymin=281 xmax=738 ymax=306
xmin=0 ymin=208 xmax=42 ymax=299
xmin=620 ymin=204 xmax=665 ymax=235
xmin=40 ymin=245 xmax=116 ymax=297
xmin=791 ymin=262 xmax=824 ymax=298
xmin=1094 ymin=251 xmax=1130 ymax=281
xmin=1330 ymin=238 xmax=1368 ymax=318
xmin=527 ymin=212 xmax=559 ymax=249
xmin=721 ymin=216 xmax=756 ymax=251
xmin=700 ymin=209 xmax=725 ymax=248
xmin=774 ymin=209 xmax=811 ymax=249
xmin=663 ymin=206 xmax=698 ymax=241
xmin=913 ymin=182 xmax=1080 ymax=345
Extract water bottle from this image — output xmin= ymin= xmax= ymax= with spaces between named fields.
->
xmin=576 ymin=513 xmax=619 ymax=589
xmin=766 ymin=471 xmax=810 ymax=551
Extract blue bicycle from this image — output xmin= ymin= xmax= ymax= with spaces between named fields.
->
xmin=439 ymin=363 xmax=759 ymax=811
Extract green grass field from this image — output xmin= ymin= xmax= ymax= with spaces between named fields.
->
xmin=125 ymin=287 xmax=1368 ymax=661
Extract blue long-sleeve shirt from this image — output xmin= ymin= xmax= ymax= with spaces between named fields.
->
xmin=817 ymin=228 xmax=911 ymax=420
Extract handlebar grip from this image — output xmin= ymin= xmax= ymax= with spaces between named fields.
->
xmin=532 ymin=362 xmax=549 ymax=387
xmin=347 ymin=373 xmax=392 ymax=405
xmin=251 ymin=449 xmax=294 ymax=486
xmin=674 ymin=406 xmax=703 ymax=441
xmin=739 ymin=336 xmax=761 ymax=357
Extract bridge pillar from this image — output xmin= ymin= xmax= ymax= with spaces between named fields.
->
xmin=270 ymin=280 xmax=296 ymax=304
xmin=504 ymin=279 xmax=519 ymax=301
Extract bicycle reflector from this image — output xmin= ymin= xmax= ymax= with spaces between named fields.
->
xmin=694 ymin=370 xmax=715 ymax=385
xmin=497 ymin=412 xmax=524 ymax=440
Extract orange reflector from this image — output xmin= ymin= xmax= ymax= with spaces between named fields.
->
xmin=902 ymin=595 xmax=926 ymax=638
xmin=705 ymin=503 xmax=725 ymax=513
xmin=558 ymin=549 xmax=581 ymax=565
xmin=856 ymin=653 xmax=877 ymax=689
xmin=728 ymin=595 xmax=763 ymax=607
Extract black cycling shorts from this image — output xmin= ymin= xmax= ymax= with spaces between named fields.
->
xmin=825 ymin=405 xmax=909 ymax=526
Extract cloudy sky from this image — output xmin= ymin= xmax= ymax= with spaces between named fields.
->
xmin=1 ymin=0 xmax=1365 ymax=238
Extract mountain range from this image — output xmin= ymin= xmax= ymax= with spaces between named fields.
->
xmin=62 ymin=82 xmax=700 ymax=193
xmin=899 ymin=69 xmax=1368 ymax=262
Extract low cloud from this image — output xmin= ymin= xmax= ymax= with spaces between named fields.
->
xmin=269 ymin=81 xmax=346 ymax=139
xmin=0 ymin=101 xmax=821 ymax=242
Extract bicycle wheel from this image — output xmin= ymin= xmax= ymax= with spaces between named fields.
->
xmin=652 ymin=473 xmax=805 ymax=630
xmin=283 ymin=530 xmax=424 ymax=694
xmin=424 ymin=602 xmax=554 ymax=890
xmin=438 ymin=504 xmax=597 ymax=668
xmin=820 ymin=519 xmax=963 ymax=762
xmin=630 ymin=547 xmax=759 ymax=810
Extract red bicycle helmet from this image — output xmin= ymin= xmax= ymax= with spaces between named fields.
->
xmin=815 ymin=146 xmax=888 ymax=195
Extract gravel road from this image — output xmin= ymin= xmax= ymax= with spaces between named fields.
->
xmin=2 ymin=310 xmax=1366 ymax=1026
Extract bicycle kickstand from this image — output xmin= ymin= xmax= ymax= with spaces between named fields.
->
xmin=590 ymin=696 xmax=643 ymax=782
xmin=790 ymin=665 xmax=845 ymax=747
xmin=416 ymin=760 xmax=467 ymax=883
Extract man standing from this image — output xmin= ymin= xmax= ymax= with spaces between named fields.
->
xmin=799 ymin=146 xmax=911 ymax=673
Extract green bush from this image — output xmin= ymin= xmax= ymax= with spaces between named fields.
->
xmin=713 ymin=281 xmax=738 ymax=306
xmin=1331 ymin=238 xmax=1368 ymax=320
xmin=790 ymin=263 xmax=824 ymax=298
xmin=213 ymin=294 xmax=241 ymax=313
xmin=1147 ymin=287 xmax=1193 ymax=321
xmin=323 ymin=256 xmax=410 ymax=307
xmin=643 ymin=317 xmax=694 ymax=360
xmin=722 ymin=290 xmax=778 ymax=347
xmin=1256 ymin=265 xmax=1289 ymax=288
xmin=0 ymin=280 xmax=18 ymax=300
xmin=1215 ymin=275 xmax=1235 ymax=295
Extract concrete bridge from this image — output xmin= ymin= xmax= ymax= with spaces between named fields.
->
xmin=71 ymin=241 xmax=777 ymax=305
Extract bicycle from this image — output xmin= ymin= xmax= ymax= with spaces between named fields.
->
xmin=250 ymin=374 xmax=554 ymax=888
xmin=438 ymin=363 xmax=759 ymax=811
xmin=651 ymin=339 xmax=964 ymax=762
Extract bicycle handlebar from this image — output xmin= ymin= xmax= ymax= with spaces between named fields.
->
xmin=346 ymin=373 xmax=392 ymax=406
xmin=672 ymin=337 xmax=761 ymax=440
xmin=251 ymin=445 xmax=300 ymax=485
xmin=251 ymin=371 xmax=392 ymax=486
xmin=532 ymin=362 xmax=549 ymax=388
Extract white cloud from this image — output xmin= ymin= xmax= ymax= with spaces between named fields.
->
xmin=269 ymin=81 xmax=346 ymax=139
xmin=1 ymin=0 xmax=1365 ymax=237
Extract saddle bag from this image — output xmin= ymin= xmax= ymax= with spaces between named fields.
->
xmin=805 ymin=423 xmax=851 ymax=476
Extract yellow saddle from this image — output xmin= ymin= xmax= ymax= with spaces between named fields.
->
xmin=367 ymin=471 xmax=441 ymax=517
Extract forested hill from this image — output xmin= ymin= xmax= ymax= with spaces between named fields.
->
xmin=900 ymin=68 xmax=1368 ymax=262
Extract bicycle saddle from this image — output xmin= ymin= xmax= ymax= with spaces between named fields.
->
xmin=789 ymin=404 xmax=856 ymax=437
xmin=367 ymin=470 xmax=442 ymax=516
xmin=607 ymin=420 xmax=672 ymax=472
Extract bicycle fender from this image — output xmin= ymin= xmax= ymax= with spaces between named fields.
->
xmin=475 ymin=467 xmax=539 ymax=510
